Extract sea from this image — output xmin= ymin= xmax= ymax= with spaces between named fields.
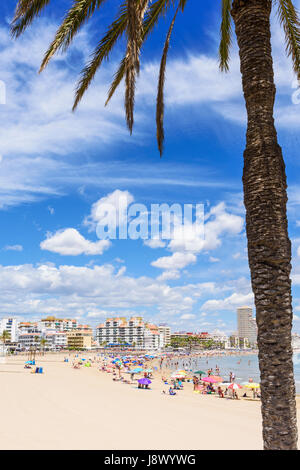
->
xmin=167 ymin=351 xmax=300 ymax=393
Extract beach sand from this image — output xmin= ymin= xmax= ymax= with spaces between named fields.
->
xmin=0 ymin=354 xmax=299 ymax=450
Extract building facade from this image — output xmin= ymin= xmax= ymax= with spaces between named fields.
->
xmin=96 ymin=317 xmax=165 ymax=350
xmin=237 ymin=306 xmax=257 ymax=346
xmin=66 ymin=330 xmax=92 ymax=350
xmin=0 ymin=317 xmax=18 ymax=342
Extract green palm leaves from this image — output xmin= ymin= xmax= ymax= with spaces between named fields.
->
xmin=11 ymin=0 xmax=52 ymax=37
xmin=157 ymin=5 xmax=179 ymax=155
xmin=276 ymin=0 xmax=300 ymax=80
xmin=11 ymin=0 xmax=300 ymax=153
xmin=12 ymin=0 xmax=181 ymax=152
xmin=73 ymin=3 xmax=128 ymax=111
xmin=219 ymin=0 xmax=232 ymax=72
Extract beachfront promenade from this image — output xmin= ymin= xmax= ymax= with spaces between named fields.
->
xmin=0 ymin=354 xmax=299 ymax=450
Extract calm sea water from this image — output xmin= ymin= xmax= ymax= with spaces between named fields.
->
xmin=168 ymin=352 xmax=300 ymax=393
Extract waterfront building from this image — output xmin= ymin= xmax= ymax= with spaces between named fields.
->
xmin=96 ymin=316 xmax=166 ymax=350
xmin=0 ymin=317 xmax=18 ymax=342
xmin=66 ymin=330 xmax=92 ymax=350
xmin=158 ymin=325 xmax=171 ymax=347
xmin=237 ymin=306 xmax=257 ymax=346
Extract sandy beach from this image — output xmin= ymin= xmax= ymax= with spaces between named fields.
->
xmin=1 ymin=353 xmax=299 ymax=450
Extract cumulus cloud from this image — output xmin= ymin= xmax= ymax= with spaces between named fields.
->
xmin=144 ymin=239 xmax=166 ymax=249
xmin=0 ymin=262 xmax=203 ymax=317
xmin=151 ymin=252 xmax=197 ymax=270
xmin=84 ymin=189 xmax=134 ymax=232
xmin=40 ymin=228 xmax=111 ymax=255
xmin=157 ymin=270 xmax=180 ymax=281
xmin=168 ymin=202 xmax=244 ymax=253
xmin=201 ymin=292 xmax=254 ymax=311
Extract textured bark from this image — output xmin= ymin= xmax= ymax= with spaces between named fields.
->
xmin=231 ymin=0 xmax=298 ymax=450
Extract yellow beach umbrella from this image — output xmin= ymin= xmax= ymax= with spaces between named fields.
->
xmin=244 ymin=382 xmax=260 ymax=389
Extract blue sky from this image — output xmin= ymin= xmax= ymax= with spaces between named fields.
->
xmin=0 ymin=0 xmax=300 ymax=334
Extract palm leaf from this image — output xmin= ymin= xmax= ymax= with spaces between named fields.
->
xmin=40 ymin=0 xmax=106 ymax=72
xmin=219 ymin=0 xmax=233 ymax=72
xmin=276 ymin=0 xmax=300 ymax=80
xmin=105 ymin=0 xmax=172 ymax=106
xmin=179 ymin=0 xmax=188 ymax=11
xmin=72 ymin=2 xmax=128 ymax=111
xmin=125 ymin=0 xmax=149 ymax=133
xmin=156 ymin=5 xmax=179 ymax=156
xmin=11 ymin=0 xmax=51 ymax=37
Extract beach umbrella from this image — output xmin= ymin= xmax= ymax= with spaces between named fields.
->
xmin=144 ymin=369 xmax=153 ymax=373
xmin=208 ymin=375 xmax=223 ymax=382
xmin=131 ymin=367 xmax=144 ymax=373
xmin=244 ymin=382 xmax=260 ymax=389
xmin=202 ymin=377 xmax=219 ymax=383
xmin=138 ymin=378 xmax=152 ymax=385
xmin=194 ymin=370 xmax=206 ymax=375
xmin=228 ymin=383 xmax=242 ymax=390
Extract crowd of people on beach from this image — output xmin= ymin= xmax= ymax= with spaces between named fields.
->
xmin=64 ymin=350 xmax=261 ymax=401
xmin=23 ymin=349 xmax=261 ymax=401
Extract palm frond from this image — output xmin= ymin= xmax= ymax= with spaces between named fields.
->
xmin=219 ymin=0 xmax=233 ymax=72
xmin=40 ymin=0 xmax=106 ymax=72
xmin=276 ymin=0 xmax=300 ymax=80
xmin=125 ymin=0 xmax=149 ymax=133
xmin=179 ymin=0 xmax=188 ymax=11
xmin=72 ymin=3 xmax=128 ymax=111
xmin=156 ymin=5 xmax=179 ymax=156
xmin=105 ymin=0 xmax=172 ymax=106
xmin=11 ymin=0 xmax=51 ymax=37
xmin=105 ymin=58 xmax=126 ymax=106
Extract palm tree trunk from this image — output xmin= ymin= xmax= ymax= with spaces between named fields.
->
xmin=231 ymin=0 xmax=298 ymax=449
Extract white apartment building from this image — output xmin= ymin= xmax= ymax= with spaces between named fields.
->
xmin=18 ymin=333 xmax=41 ymax=350
xmin=18 ymin=322 xmax=41 ymax=350
xmin=0 ymin=317 xmax=18 ymax=342
xmin=42 ymin=330 xmax=68 ymax=350
xmin=38 ymin=317 xmax=79 ymax=332
xmin=210 ymin=329 xmax=230 ymax=349
xmin=96 ymin=317 xmax=164 ymax=350
xmin=158 ymin=325 xmax=171 ymax=348
xmin=237 ymin=306 xmax=257 ymax=346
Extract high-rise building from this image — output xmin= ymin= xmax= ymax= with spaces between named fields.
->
xmin=237 ymin=306 xmax=257 ymax=346
xmin=158 ymin=325 xmax=171 ymax=347
xmin=0 ymin=318 xmax=18 ymax=342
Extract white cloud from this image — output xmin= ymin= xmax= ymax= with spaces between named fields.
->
xmin=0 ymin=262 xmax=200 ymax=317
xmin=180 ymin=314 xmax=196 ymax=320
xmin=151 ymin=252 xmax=197 ymax=270
xmin=84 ymin=189 xmax=134 ymax=231
xmin=209 ymin=256 xmax=220 ymax=263
xmin=201 ymin=292 xmax=254 ymax=311
xmin=157 ymin=270 xmax=180 ymax=281
xmin=168 ymin=202 xmax=243 ymax=253
xmin=4 ymin=244 xmax=23 ymax=251
xmin=40 ymin=228 xmax=111 ymax=256
xmin=144 ymin=239 xmax=166 ymax=249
